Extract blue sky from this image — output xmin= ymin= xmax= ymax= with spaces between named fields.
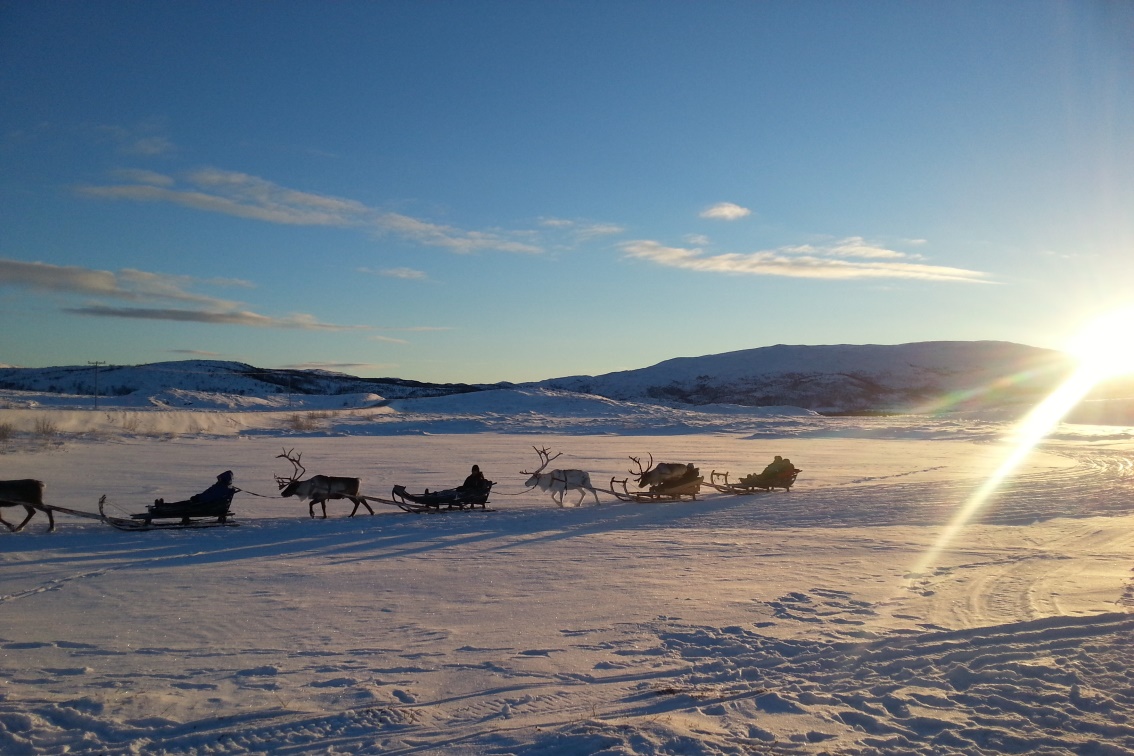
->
xmin=2 ymin=1 xmax=1132 ymax=383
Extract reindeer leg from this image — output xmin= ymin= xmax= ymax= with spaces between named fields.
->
xmin=359 ymin=497 xmax=374 ymax=515
xmin=0 ymin=512 xmax=15 ymax=532
xmin=309 ymin=500 xmax=317 ymax=519
xmin=320 ymin=500 xmax=328 ymax=519
xmin=44 ymin=507 xmax=55 ymax=532
xmin=12 ymin=505 xmax=36 ymax=533
xmin=576 ymin=488 xmax=588 ymax=506
xmin=590 ymin=487 xmax=600 ymax=505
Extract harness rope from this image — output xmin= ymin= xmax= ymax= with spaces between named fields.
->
xmin=233 ymin=487 xmax=282 ymax=499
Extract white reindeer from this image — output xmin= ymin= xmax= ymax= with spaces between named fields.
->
xmin=275 ymin=449 xmax=373 ymax=519
xmin=0 ymin=479 xmax=53 ymax=533
xmin=522 ymin=446 xmax=600 ymax=507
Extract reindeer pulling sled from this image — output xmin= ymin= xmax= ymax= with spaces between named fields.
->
xmin=607 ymin=454 xmax=704 ymax=502
xmin=274 ymin=448 xmax=495 ymax=516
xmin=522 ymin=447 xmax=600 ymax=507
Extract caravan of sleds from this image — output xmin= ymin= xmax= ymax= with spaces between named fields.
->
xmin=0 ymin=446 xmax=801 ymax=534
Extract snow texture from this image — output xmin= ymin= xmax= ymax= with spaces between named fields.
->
xmin=2 ymin=349 xmax=1134 ymax=754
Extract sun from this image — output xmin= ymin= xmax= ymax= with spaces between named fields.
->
xmin=1066 ymin=305 xmax=1134 ymax=382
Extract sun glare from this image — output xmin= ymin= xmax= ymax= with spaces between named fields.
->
xmin=908 ymin=305 xmax=1134 ymax=584
xmin=1066 ymin=306 xmax=1134 ymax=382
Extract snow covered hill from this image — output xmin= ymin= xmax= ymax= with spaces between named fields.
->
xmin=532 ymin=341 xmax=1075 ymax=413
xmin=0 ymin=341 xmax=1078 ymax=414
xmin=0 ymin=360 xmax=503 ymax=407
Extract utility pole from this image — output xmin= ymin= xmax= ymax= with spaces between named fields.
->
xmin=88 ymin=361 xmax=106 ymax=410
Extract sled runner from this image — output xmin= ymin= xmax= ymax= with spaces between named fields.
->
xmin=98 ymin=493 xmax=239 ymax=530
xmin=707 ymin=467 xmax=801 ymax=494
xmin=387 ymin=482 xmax=495 ymax=513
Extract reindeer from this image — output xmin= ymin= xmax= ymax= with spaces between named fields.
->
xmin=522 ymin=446 xmax=599 ymax=507
xmin=629 ymin=454 xmax=697 ymax=489
xmin=0 ymin=479 xmax=54 ymax=533
xmin=274 ymin=449 xmax=373 ymax=519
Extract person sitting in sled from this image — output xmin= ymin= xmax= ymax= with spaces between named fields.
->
xmin=190 ymin=470 xmax=239 ymax=504
xmin=151 ymin=471 xmax=238 ymax=519
xmin=458 ymin=464 xmax=489 ymax=494
xmin=760 ymin=456 xmax=791 ymax=477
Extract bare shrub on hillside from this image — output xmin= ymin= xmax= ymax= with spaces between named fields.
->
xmin=33 ymin=416 xmax=58 ymax=438
xmin=0 ymin=422 xmax=12 ymax=442
xmin=286 ymin=413 xmax=324 ymax=432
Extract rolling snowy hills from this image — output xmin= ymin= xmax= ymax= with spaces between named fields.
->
xmin=0 ymin=341 xmax=1080 ymax=414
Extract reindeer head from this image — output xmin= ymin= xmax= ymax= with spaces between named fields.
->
xmin=275 ymin=448 xmax=306 ymax=494
xmin=628 ymin=453 xmax=655 ymax=488
xmin=521 ymin=446 xmax=562 ymax=488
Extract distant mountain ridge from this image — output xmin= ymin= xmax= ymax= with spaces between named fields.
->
xmin=529 ymin=341 xmax=1074 ymax=413
xmin=0 ymin=360 xmax=505 ymax=404
xmin=0 ymin=342 xmax=1075 ymax=414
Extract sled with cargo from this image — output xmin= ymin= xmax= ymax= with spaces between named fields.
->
xmin=607 ymin=454 xmax=704 ymax=502
xmin=706 ymin=467 xmax=801 ymax=494
xmin=98 ymin=492 xmax=239 ymax=530
xmin=383 ymin=481 xmax=496 ymax=513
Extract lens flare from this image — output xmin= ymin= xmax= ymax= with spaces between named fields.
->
xmin=910 ymin=307 xmax=1134 ymax=581
xmin=1067 ymin=305 xmax=1134 ymax=383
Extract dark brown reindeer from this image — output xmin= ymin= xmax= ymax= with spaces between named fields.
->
xmin=274 ymin=449 xmax=373 ymax=519
xmin=628 ymin=454 xmax=696 ymax=489
xmin=0 ymin=479 xmax=54 ymax=533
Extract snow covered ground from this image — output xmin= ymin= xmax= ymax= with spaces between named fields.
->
xmin=2 ymin=391 xmax=1134 ymax=754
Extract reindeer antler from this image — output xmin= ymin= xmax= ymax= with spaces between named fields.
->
xmin=520 ymin=446 xmax=563 ymax=476
xmin=274 ymin=447 xmax=306 ymax=488
xmin=628 ymin=453 xmax=654 ymax=476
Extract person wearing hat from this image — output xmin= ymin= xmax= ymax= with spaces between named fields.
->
xmin=459 ymin=464 xmax=487 ymax=493
xmin=190 ymin=470 xmax=238 ymax=505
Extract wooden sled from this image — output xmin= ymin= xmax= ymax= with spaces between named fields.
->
xmin=99 ymin=492 xmax=238 ymax=530
xmin=707 ymin=468 xmax=801 ymax=494
xmin=387 ymin=482 xmax=495 ymax=513
xmin=607 ymin=474 xmax=704 ymax=503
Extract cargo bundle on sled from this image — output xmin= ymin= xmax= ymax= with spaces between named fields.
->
xmin=608 ymin=454 xmax=704 ymax=502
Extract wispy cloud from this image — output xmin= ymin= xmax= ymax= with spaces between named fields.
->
xmin=96 ymin=124 xmax=177 ymax=156
xmin=538 ymin=217 xmax=625 ymax=243
xmin=112 ymin=168 xmax=175 ymax=186
xmin=368 ymin=325 xmax=454 ymax=345
xmin=168 ymin=349 xmax=222 ymax=356
xmin=621 ymin=238 xmax=993 ymax=283
xmin=282 ymin=361 xmax=397 ymax=374
xmin=576 ymin=223 xmax=625 ymax=239
xmin=2 ymin=258 xmax=361 ymax=330
xmin=79 ymin=168 xmax=543 ymax=254
xmin=64 ymin=304 xmax=360 ymax=330
xmin=0 ymin=258 xmax=238 ymax=307
xmin=700 ymin=202 xmax=751 ymax=221
xmin=358 ymin=266 xmax=429 ymax=280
